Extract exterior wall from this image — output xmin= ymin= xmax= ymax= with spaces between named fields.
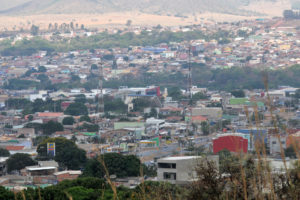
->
xmin=237 ymin=129 xmax=268 ymax=150
xmin=157 ymin=158 xmax=197 ymax=184
xmin=157 ymin=156 xmax=219 ymax=185
xmin=191 ymin=107 xmax=222 ymax=120
xmin=33 ymin=176 xmax=56 ymax=184
xmin=213 ymin=135 xmax=248 ymax=154
xmin=0 ymin=179 xmax=9 ymax=185
xmin=269 ymin=136 xmax=286 ymax=155
xmin=55 ymin=173 xmax=80 ymax=182
xmin=286 ymin=135 xmax=300 ymax=148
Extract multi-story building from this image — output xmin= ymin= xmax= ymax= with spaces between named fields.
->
xmin=157 ymin=156 xmax=219 ymax=185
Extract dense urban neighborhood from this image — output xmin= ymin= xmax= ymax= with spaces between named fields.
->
xmin=0 ymin=13 xmax=299 ymax=199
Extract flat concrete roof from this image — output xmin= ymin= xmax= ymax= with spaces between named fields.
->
xmin=54 ymin=171 xmax=81 ymax=176
xmin=158 ymin=156 xmax=201 ymax=161
xmin=26 ymin=166 xmax=56 ymax=171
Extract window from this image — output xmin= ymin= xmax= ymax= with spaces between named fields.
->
xmin=272 ymin=141 xmax=276 ymax=144
xmin=163 ymin=172 xmax=176 ymax=180
xmin=158 ymin=163 xmax=176 ymax=169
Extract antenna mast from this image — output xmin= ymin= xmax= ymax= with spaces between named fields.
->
xmin=98 ymin=62 xmax=104 ymax=115
xmin=187 ymin=45 xmax=192 ymax=99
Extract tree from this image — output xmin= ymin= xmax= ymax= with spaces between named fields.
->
xmin=112 ymin=59 xmax=118 ymax=69
xmin=62 ymin=117 xmax=75 ymax=125
xmin=0 ymin=148 xmax=10 ymax=157
xmin=168 ymin=87 xmax=184 ymax=100
xmin=102 ymin=54 xmax=114 ymax=60
xmin=70 ymin=22 xmax=74 ymax=30
xmin=37 ymin=137 xmax=87 ymax=170
xmin=37 ymin=74 xmax=49 ymax=82
xmin=28 ymin=115 xmax=34 ymax=121
xmin=24 ymin=68 xmax=37 ymax=77
xmin=132 ymin=98 xmax=152 ymax=112
xmin=0 ymin=186 xmax=14 ymax=200
xmin=189 ymin=156 xmax=258 ymax=200
xmin=25 ymin=123 xmax=43 ymax=134
xmin=64 ymin=102 xmax=88 ymax=116
xmin=42 ymin=121 xmax=64 ymax=135
xmin=71 ymin=75 xmax=80 ymax=82
xmin=192 ymin=92 xmax=208 ymax=101
xmin=189 ymin=159 xmax=224 ymax=200
xmin=191 ymin=92 xmax=208 ymax=104
xmin=65 ymin=186 xmax=95 ymax=200
xmin=149 ymin=108 xmax=157 ymax=118
xmin=48 ymin=23 xmax=52 ymax=30
xmin=54 ymin=23 xmax=58 ymax=30
xmin=38 ymin=66 xmax=47 ymax=72
xmin=71 ymin=135 xmax=77 ymax=143
xmin=104 ymin=97 xmax=127 ymax=113
xmin=5 ymin=98 xmax=31 ymax=110
xmin=295 ymin=89 xmax=300 ymax=99
xmin=231 ymin=89 xmax=245 ymax=97
xmin=91 ymin=64 xmax=98 ymax=70
xmin=201 ymin=121 xmax=210 ymax=135
xmin=18 ymin=134 xmax=26 ymax=138
xmin=32 ymin=135 xmax=49 ymax=146
xmin=6 ymin=153 xmax=37 ymax=172
xmin=79 ymin=123 xmax=99 ymax=132
xmin=285 ymin=146 xmax=297 ymax=158
xmin=75 ymin=94 xmax=86 ymax=104
xmin=288 ymin=119 xmax=300 ymax=127
xmin=123 ymin=56 xmax=129 ymax=61
xmin=217 ymin=149 xmax=239 ymax=173
xmin=30 ymin=25 xmax=39 ymax=36
xmin=82 ymin=153 xmax=141 ymax=178
xmin=79 ymin=115 xmax=91 ymax=122
xmin=126 ymin=20 xmax=132 ymax=27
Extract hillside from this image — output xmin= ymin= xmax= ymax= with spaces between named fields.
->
xmin=0 ymin=0 xmax=289 ymax=16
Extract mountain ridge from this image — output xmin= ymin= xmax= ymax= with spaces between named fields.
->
xmin=0 ymin=0 xmax=287 ymax=16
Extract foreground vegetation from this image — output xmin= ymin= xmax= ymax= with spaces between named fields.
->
xmin=3 ymin=65 xmax=300 ymax=92
xmin=0 ymin=30 xmax=234 ymax=56
xmin=2 ymin=151 xmax=300 ymax=200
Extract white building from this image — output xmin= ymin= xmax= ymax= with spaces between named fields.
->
xmin=146 ymin=118 xmax=165 ymax=135
xmin=269 ymin=135 xmax=287 ymax=155
xmin=157 ymin=156 xmax=219 ymax=185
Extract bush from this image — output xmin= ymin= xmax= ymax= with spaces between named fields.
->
xmin=63 ymin=117 xmax=75 ymax=125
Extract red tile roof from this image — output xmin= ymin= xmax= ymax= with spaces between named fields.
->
xmin=6 ymin=146 xmax=25 ymax=151
xmin=38 ymin=112 xmax=63 ymax=118
xmin=191 ymin=115 xmax=207 ymax=122
xmin=160 ymin=106 xmax=182 ymax=112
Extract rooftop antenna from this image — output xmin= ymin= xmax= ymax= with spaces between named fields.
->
xmin=186 ymin=44 xmax=193 ymax=137
xmin=98 ymin=62 xmax=104 ymax=116
xmin=187 ymin=45 xmax=193 ymax=100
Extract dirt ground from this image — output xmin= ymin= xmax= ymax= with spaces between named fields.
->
xmin=0 ymin=11 xmax=281 ymax=31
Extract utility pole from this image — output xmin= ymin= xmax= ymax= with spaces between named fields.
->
xmin=187 ymin=45 xmax=193 ymax=100
xmin=98 ymin=62 xmax=104 ymax=115
xmin=186 ymin=45 xmax=193 ymax=136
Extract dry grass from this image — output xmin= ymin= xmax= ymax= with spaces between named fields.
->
xmin=0 ymin=9 xmax=283 ymax=32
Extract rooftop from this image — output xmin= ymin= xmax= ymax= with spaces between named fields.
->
xmin=26 ymin=166 xmax=56 ymax=171
xmin=6 ymin=146 xmax=24 ymax=151
xmin=158 ymin=156 xmax=201 ymax=161
xmin=37 ymin=112 xmax=64 ymax=118
xmin=54 ymin=171 xmax=82 ymax=176
xmin=229 ymin=98 xmax=248 ymax=105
